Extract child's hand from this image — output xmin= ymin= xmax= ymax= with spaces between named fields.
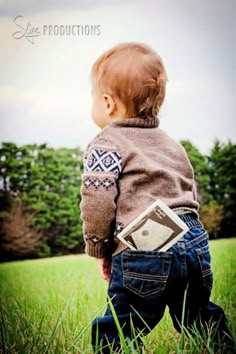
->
xmin=96 ymin=257 xmax=112 ymax=281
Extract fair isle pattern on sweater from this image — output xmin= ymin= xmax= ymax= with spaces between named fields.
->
xmin=83 ymin=177 xmax=115 ymax=190
xmin=114 ymin=222 xmax=125 ymax=237
xmin=85 ymin=149 xmax=122 ymax=176
xmin=84 ymin=234 xmax=110 ymax=244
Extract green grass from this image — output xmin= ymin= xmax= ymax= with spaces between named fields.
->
xmin=0 ymin=238 xmax=235 ymax=353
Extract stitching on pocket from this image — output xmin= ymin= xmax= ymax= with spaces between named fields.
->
xmin=122 ymin=251 xmax=172 ymax=298
xmin=124 ymin=272 xmax=167 ymax=281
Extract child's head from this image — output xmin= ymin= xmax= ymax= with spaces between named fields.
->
xmin=90 ymin=42 xmax=167 ymax=128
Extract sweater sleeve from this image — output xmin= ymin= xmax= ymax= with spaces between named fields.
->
xmin=80 ymin=140 xmax=122 ymax=258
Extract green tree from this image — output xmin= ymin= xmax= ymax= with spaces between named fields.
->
xmin=0 ymin=143 xmax=84 ymax=260
xmin=207 ymin=140 xmax=236 ymax=237
xmin=180 ymin=140 xmax=210 ymax=204
xmin=180 ymin=140 xmax=231 ymax=239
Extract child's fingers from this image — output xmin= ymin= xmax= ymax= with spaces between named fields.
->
xmin=96 ymin=258 xmax=112 ymax=281
xmin=103 ymin=266 xmax=111 ymax=281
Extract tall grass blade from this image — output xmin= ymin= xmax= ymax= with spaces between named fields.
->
xmin=0 ymin=306 xmax=6 ymax=353
xmin=107 ymin=296 xmax=130 ymax=354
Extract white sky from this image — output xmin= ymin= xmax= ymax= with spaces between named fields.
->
xmin=0 ymin=0 xmax=235 ymax=153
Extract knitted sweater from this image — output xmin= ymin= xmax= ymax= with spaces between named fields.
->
xmin=80 ymin=116 xmax=199 ymax=258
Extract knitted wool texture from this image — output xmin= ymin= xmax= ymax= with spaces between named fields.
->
xmin=80 ymin=117 xmax=199 ymax=258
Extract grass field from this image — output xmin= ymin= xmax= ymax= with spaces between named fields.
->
xmin=0 ymin=238 xmax=235 ymax=353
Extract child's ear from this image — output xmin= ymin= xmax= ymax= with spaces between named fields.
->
xmin=103 ymin=93 xmax=116 ymax=116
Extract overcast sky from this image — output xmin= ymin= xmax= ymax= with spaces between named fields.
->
xmin=0 ymin=0 xmax=235 ymax=153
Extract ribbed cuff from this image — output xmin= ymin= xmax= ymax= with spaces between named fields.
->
xmin=85 ymin=242 xmax=112 ymax=258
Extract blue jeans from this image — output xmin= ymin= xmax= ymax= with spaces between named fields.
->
xmin=92 ymin=213 xmax=231 ymax=352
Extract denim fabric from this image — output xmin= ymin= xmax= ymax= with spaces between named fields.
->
xmin=92 ymin=213 xmax=231 ymax=352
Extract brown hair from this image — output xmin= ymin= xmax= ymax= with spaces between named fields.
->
xmin=91 ymin=42 xmax=167 ymax=119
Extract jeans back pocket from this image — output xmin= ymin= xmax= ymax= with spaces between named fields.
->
xmin=122 ymin=250 xmax=172 ymax=298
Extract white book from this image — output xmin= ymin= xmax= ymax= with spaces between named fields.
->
xmin=117 ymin=199 xmax=189 ymax=252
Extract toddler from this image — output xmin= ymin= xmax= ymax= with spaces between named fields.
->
xmin=80 ymin=42 xmax=233 ymax=353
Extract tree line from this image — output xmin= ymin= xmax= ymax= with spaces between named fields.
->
xmin=0 ymin=140 xmax=235 ymax=261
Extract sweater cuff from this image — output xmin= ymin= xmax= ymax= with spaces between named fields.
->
xmin=85 ymin=241 xmax=115 ymax=258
